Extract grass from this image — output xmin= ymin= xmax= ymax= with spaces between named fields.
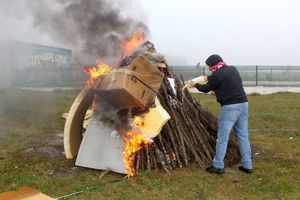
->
xmin=0 ymin=89 xmax=299 ymax=199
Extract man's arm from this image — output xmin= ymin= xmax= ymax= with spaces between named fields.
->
xmin=193 ymin=74 xmax=220 ymax=93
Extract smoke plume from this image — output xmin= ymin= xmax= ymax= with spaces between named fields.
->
xmin=1 ymin=0 xmax=149 ymax=65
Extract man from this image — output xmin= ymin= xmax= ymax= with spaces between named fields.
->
xmin=189 ymin=54 xmax=253 ymax=174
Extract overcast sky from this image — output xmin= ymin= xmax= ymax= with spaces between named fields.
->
xmin=139 ymin=0 xmax=300 ymax=65
xmin=0 ymin=0 xmax=299 ymax=66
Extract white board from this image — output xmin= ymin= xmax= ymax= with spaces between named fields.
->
xmin=75 ymin=114 xmax=126 ymax=174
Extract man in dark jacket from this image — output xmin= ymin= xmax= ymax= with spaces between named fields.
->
xmin=189 ymin=54 xmax=253 ymax=174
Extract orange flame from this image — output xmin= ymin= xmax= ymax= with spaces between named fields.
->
xmin=132 ymin=116 xmax=144 ymax=127
xmin=121 ymin=116 xmax=151 ymax=177
xmin=120 ymin=32 xmax=144 ymax=58
xmin=84 ymin=59 xmax=111 ymax=88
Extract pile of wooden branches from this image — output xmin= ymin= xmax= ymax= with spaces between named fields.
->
xmin=133 ymin=65 xmax=239 ymax=173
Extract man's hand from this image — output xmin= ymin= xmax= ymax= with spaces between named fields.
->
xmin=188 ymin=76 xmax=208 ymax=88
xmin=188 ymin=80 xmax=196 ymax=87
xmin=199 ymin=76 xmax=208 ymax=84
xmin=195 ymin=76 xmax=208 ymax=85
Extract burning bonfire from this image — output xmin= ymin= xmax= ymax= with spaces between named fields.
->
xmin=63 ymin=32 xmax=239 ymax=177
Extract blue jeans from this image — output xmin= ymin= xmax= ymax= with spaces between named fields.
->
xmin=213 ymin=102 xmax=252 ymax=169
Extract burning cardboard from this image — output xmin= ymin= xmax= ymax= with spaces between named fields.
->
xmin=94 ymin=69 xmax=156 ymax=109
xmin=127 ymin=55 xmax=164 ymax=93
xmin=94 ymin=55 xmax=163 ymax=110
xmin=64 ymin=54 xmax=170 ymax=176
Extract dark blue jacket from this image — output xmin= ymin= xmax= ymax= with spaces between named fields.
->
xmin=195 ymin=65 xmax=248 ymax=106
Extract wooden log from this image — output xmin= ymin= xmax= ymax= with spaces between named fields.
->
xmin=146 ymin=147 xmax=151 ymax=170
xmin=153 ymin=143 xmax=170 ymax=174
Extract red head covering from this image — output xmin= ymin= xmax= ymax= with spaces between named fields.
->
xmin=209 ymin=62 xmax=225 ymax=72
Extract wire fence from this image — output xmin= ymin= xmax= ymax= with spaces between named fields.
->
xmin=13 ymin=65 xmax=300 ymax=87
xmin=171 ymin=65 xmax=300 ymax=86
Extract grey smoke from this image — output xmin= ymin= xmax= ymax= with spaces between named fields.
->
xmin=1 ymin=0 xmax=149 ymax=65
xmin=93 ymin=96 xmax=130 ymax=131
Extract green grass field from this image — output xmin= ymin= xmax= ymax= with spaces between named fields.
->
xmin=0 ymin=89 xmax=299 ymax=200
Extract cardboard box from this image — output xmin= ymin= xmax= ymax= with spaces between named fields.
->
xmin=127 ymin=55 xmax=164 ymax=93
xmin=95 ymin=69 xmax=156 ymax=109
xmin=0 ymin=187 xmax=54 ymax=200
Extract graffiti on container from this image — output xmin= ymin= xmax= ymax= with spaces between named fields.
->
xmin=17 ymin=52 xmax=69 ymax=68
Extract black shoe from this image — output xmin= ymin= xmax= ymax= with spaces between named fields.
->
xmin=238 ymin=166 xmax=253 ymax=174
xmin=206 ymin=166 xmax=225 ymax=174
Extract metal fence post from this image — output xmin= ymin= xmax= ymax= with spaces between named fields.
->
xmin=256 ymin=65 xmax=258 ymax=86
xmin=271 ymin=67 xmax=273 ymax=82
